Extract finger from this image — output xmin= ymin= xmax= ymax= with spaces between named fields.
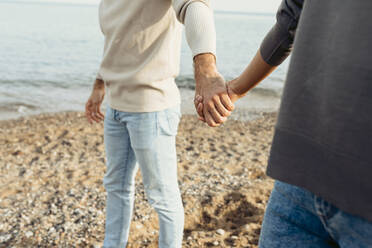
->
xmin=205 ymin=101 xmax=227 ymax=124
xmin=196 ymin=102 xmax=204 ymax=119
xmin=194 ymin=95 xmax=203 ymax=110
xmin=205 ymin=112 xmax=218 ymax=127
xmin=197 ymin=102 xmax=203 ymax=112
xmin=97 ymin=109 xmax=105 ymax=120
xmin=91 ymin=112 xmax=101 ymax=123
xmin=86 ymin=112 xmax=93 ymax=124
xmin=85 ymin=102 xmax=93 ymax=124
xmin=90 ymin=106 xmax=101 ymax=123
xmin=220 ymin=93 xmax=235 ymax=111
xmin=197 ymin=103 xmax=206 ymax=122
xmin=198 ymin=116 xmax=206 ymax=122
xmin=203 ymin=105 xmax=218 ymax=127
xmin=95 ymin=103 xmax=104 ymax=121
xmin=96 ymin=100 xmax=105 ymax=119
xmin=213 ymin=96 xmax=231 ymax=117
xmin=209 ymin=106 xmax=227 ymax=124
xmin=87 ymin=114 xmax=93 ymax=124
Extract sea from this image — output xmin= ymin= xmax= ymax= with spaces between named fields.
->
xmin=0 ymin=1 xmax=289 ymax=120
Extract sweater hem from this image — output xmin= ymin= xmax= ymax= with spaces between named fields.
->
xmin=107 ymin=100 xmax=181 ymax=113
xmin=267 ymin=128 xmax=372 ymax=222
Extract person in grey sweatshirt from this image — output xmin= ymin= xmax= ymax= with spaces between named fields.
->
xmin=196 ymin=0 xmax=372 ymax=246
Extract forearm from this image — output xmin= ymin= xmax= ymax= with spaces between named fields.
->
xmin=184 ymin=2 xmax=216 ymax=58
xmin=231 ymin=0 xmax=304 ymax=96
xmin=230 ymin=50 xmax=276 ymax=96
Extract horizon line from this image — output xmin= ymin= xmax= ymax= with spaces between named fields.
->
xmin=0 ymin=0 xmax=276 ymax=15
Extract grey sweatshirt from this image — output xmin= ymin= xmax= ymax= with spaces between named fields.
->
xmin=260 ymin=0 xmax=372 ymax=222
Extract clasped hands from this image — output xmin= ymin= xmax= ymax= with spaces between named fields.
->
xmin=193 ymin=54 xmax=240 ymax=127
xmin=194 ymin=76 xmax=240 ymax=127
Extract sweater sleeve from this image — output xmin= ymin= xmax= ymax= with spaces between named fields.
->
xmin=173 ymin=0 xmax=216 ymax=57
xmin=96 ymin=71 xmax=103 ymax=81
xmin=260 ymin=0 xmax=304 ymax=66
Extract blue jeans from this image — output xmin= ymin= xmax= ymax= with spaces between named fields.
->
xmin=259 ymin=181 xmax=372 ymax=248
xmin=102 ymin=105 xmax=184 ymax=248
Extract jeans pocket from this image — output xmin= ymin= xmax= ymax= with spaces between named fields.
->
xmin=158 ymin=106 xmax=181 ymax=136
xmin=104 ymin=105 xmax=114 ymax=121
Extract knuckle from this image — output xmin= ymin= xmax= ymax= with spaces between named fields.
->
xmin=222 ymin=109 xmax=230 ymax=115
xmin=207 ymin=101 xmax=214 ymax=108
xmin=218 ymin=92 xmax=226 ymax=97
xmin=213 ymin=116 xmax=221 ymax=123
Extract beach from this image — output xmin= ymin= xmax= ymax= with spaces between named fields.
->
xmin=0 ymin=110 xmax=276 ymax=247
xmin=0 ymin=1 xmax=284 ymax=247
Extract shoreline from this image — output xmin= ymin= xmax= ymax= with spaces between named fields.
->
xmin=0 ymin=111 xmax=277 ymax=247
xmin=0 ymin=88 xmax=281 ymax=122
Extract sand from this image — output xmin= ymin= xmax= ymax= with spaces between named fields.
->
xmin=0 ymin=111 xmax=277 ymax=247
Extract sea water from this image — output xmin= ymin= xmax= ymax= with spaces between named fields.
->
xmin=0 ymin=1 xmax=288 ymax=120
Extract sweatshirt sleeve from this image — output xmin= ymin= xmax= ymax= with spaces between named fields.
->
xmin=260 ymin=0 xmax=304 ymax=66
xmin=173 ymin=0 xmax=216 ymax=57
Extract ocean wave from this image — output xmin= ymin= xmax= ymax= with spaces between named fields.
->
xmin=250 ymin=87 xmax=282 ymax=98
xmin=0 ymin=79 xmax=88 ymax=89
xmin=0 ymin=102 xmax=38 ymax=112
xmin=175 ymin=75 xmax=238 ymax=89
xmin=175 ymin=76 xmax=196 ymax=90
xmin=175 ymin=75 xmax=282 ymax=98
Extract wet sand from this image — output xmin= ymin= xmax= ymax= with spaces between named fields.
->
xmin=0 ymin=111 xmax=277 ymax=247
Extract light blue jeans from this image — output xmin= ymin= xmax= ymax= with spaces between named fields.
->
xmin=259 ymin=181 xmax=372 ymax=247
xmin=102 ymin=105 xmax=184 ymax=248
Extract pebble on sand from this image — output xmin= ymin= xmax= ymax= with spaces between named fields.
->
xmin=0 ymin=111 xmax=277 ymax=247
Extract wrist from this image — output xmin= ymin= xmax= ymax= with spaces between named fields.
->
xmin=94 ymin=79 xmax=105 ymax=91
xmin=229 ymin=78 xmax=246 ymax=98
xmin=193 ymin=53 xmax=218 ymax=78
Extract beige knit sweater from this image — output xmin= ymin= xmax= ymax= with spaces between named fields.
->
xmin=97 ymin=0 xmax=216 ymax=112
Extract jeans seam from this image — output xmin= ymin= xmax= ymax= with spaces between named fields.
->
xmin=156 ymin=111 xmax=160 ymax=136
xmin=314 ymin=197 xmax=340 ymax=243
xmin=315 ymin=197 xmax=372 ymax=244
xmin=156 ymin=110 xmax=180 ymax=244
xmin=118 ymin=128 xmax=131 ymax=246
xmin=268 ymin=208 xmax=334 ymax=242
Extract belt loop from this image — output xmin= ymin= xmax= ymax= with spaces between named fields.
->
xmin=113 ymin=109 xmax=118 ymax=121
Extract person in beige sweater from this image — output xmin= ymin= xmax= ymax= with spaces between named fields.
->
xmin=85 ymin=0 xmax=233 ymax=247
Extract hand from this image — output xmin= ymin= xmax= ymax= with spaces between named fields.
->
xmin=193 ymin=54 xmax=234 ymax=127
xmin=85 ymin=79 xmax=105 ymax=124
xmin=195 ymin=50 xmax=277 ymax=122
xmin=196 ymin=78 xmax=241 ymax=123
